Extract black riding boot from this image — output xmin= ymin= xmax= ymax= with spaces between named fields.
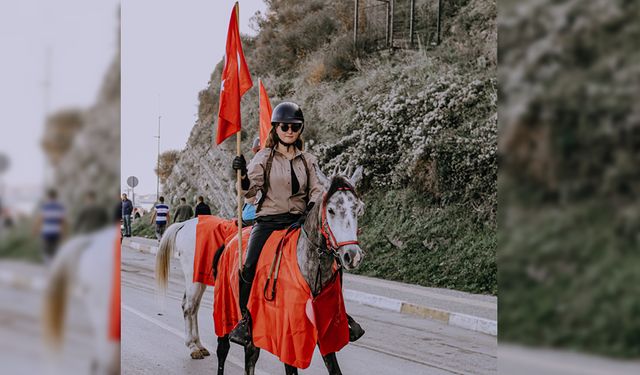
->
xmin=229 ymin=276 xmax=254 ymax=346
xmin=347 ymin=314 xmax=365 ymax=342
xmin=338 ymin=268 xmax=364 ymax=342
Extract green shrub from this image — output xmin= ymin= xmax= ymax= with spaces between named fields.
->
xmin=315 ymin=69 xmax=497 ymax=207
xmin=0 ymin=219 xmax=41 ymax=263
xmin=500 ymin=201 xmax=640 ymax=357
xmin=131 ymin=213 xmax=157 ymax=239
xmin=355 ymin=188 xmax=496 ymax=294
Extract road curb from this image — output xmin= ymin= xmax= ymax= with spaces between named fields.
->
xmin=344 ymin=289 xmax=497 ymax=336
xmin=127 ymin=237 xmax=498 ymax=336
xmin=0 ymin=269 xmax=46 ymax=292
xmin=127 ymin=239 xmax=159 ymax=255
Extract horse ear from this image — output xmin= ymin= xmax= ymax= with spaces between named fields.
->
xmin=316 ymin=166 xmax=331 ymax=190
xmin=350 ymin=166 xmax=364 ymax=187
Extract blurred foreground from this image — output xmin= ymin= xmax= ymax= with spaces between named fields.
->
xmin=0 ymin=1 xmax=120 ymax=373
xmin=498 ymin=0 xmax=640 ymax=371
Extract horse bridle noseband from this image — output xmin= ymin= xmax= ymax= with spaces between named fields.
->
xmin=303 ymin=187 xmax=360 ymax=259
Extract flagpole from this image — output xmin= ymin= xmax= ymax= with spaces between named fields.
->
xmin=235 ymin=1 xmax=243 ymax=272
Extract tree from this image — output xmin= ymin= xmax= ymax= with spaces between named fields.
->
xmin=155 ymin=150 xmax=180 ymax=184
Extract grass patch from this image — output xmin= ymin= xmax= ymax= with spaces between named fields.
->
xmin=131 ymin=213 xmax=157 ymax=239
xmin=0 ymin=219 xmax=42 ymax=263
xmin=353 ymin=188 xmax=496 ymax=295
xmin=499 ymin=201 xmax=640 ymax=357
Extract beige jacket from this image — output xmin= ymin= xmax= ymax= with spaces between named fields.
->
xmin=244 ymin=148 xmax=323 ymax=217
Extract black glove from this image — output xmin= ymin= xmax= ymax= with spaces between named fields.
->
xmin=232 ymin=155 xmax=247 ymax=176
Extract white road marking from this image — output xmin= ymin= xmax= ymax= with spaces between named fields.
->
xmin=122 ymin=303 xmax=270 ymax=375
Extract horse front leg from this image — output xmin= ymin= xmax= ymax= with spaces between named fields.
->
xmin=284 ymin=363 xmax=298 ymax=375
xmin=182 ymin=282 xmax=209 ymax=359
xmin=244 ymin=342 xmax=261 ymax=375
xmin=322 ymin=352 xmax=342 ymax=375
xmin=216 ymin=335 xmax=230 ymax=375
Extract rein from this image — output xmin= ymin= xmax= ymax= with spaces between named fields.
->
xmin=264 ymin=185 xmax=360 ymax=300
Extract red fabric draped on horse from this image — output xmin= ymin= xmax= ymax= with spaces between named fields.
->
xmin=213 ymin=227 xmax=349 ymax=369
xmin=155 ymin=169 xmax=366 ymax=374
xmin=193 ymin=216 xmax=238 ymax=286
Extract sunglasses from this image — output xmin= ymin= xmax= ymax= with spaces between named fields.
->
xmin=277 ymin=123 xmax=303 ymax=132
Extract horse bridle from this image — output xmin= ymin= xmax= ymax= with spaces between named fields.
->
xmin=265 ymin=186 xmax=360 ymax=300
xmin=303 ymin=187 xmax=360 ymax=259
xmin=320 ymin=187 xmax=360 ymax=250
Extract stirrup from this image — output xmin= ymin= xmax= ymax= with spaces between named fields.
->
xmin=228 ymin=315 xmax=252 ymax=347
xmin=347 ymin=314 xmax=365 ymax=342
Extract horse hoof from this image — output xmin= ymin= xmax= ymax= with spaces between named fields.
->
xmin=190 ymin=351 xmax=205 ymax=359
xmin=199 ymin=348 xmax=210 ymax=357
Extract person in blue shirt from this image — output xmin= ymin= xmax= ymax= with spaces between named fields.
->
xmin=35 ymin=189 xmax=67 ymax=264
xmin=150 ymin=196 xmax=170 ymax=242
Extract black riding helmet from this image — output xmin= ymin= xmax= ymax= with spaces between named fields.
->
xmin=271 ymin=102 xmax=304 ymax=148
xmin=271 ymin=101 xmax=304 ymax=126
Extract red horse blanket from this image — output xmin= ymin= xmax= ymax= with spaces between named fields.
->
xmin=193 ymin=216 xmax=237 ymax=285
xmin=214 ymin=228 xmax=349 ymax=369
xmin=109 ymin=227 xmax=121 ymax=341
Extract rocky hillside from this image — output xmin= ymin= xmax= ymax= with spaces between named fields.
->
xmin=42 ymin=41 xmax=120 ymax=220
xmin=499 ymin=0 xmax=640 ymax=357
xmin=164 ymin=0 xmax=497 ymax=294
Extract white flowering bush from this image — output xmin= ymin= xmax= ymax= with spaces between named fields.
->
xmin=316 ymin=72 xmax=497 ymax=205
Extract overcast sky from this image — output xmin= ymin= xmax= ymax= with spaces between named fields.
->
xmin=0 ymin=0 xmax=119 ymax=191
xmin=121 ymin=0 xmax=267 ymax=195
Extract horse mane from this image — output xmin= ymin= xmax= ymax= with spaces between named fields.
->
xmin=325 ymin=175 xmax=358 ymax=201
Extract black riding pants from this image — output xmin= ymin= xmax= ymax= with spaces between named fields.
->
xmin=238 ymin=213 xmax=300 ymax=312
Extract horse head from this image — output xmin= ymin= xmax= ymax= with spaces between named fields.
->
xmin=315 ymin=165 xmax=365 ymax=271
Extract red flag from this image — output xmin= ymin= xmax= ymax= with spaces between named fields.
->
xmin=216 ymin=3 xmax=253 ymax=145
xmin=258 ymin=79 xmax=273 ymax=149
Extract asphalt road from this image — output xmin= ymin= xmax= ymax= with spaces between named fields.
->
xmin=0 ymin=280 xmax=95 ymax=374
xmin=121 ymin=244 xmax=497 ymax=375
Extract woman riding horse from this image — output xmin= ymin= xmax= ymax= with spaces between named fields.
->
xmin=229 ymin=101 xmax=364 ymax=347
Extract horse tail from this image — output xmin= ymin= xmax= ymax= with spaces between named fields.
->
xmin=155 ymin=222 xmax=185 ymax=293
xmin=42 ymin=236 xmax=89 ymax=349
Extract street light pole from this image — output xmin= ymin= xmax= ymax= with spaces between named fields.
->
xmin=155 ymin=115 xmax=161 ymax=201
xmin=42 ymin=47 xmax=52 ymax=188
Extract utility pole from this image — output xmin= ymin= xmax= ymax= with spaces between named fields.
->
xmin=410 ymin=0 xmax=415 ymax=47
xmin=436 ymin=0 xmax=442 ymax=45
xmin=389 ymin=0 xmax=394 ymax=49
xmin=354 ymin=0 xmax=359 ymax=46
xmin=42 ymin=47 xmax=52 ymax=188
xmin=155 ymin=115 xmax=161 ymax=201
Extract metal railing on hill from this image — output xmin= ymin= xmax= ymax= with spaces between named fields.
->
xmin=354 ymin=0 xmax=442 ymax=51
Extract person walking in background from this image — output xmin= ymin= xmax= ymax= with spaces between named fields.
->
xmin=194 ymin=196 xmax=211 ymax=217
xmin=35 ymin=188 xmax=67 ymax=264
xmin=150 ymin=196 xmax=170 ymax=241
xmin=74 ymin=191 xmax=108 ymax=234
xmin=120 ymin=193 xmax=133 ymax=237
xmin=173 ymin=197 xmax=194 ymax=223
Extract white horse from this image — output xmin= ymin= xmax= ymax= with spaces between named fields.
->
xmin=42 ymin=226 xmax=121 ymax=375
xmin=156 ymin=167 xmax=365 ymax=374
